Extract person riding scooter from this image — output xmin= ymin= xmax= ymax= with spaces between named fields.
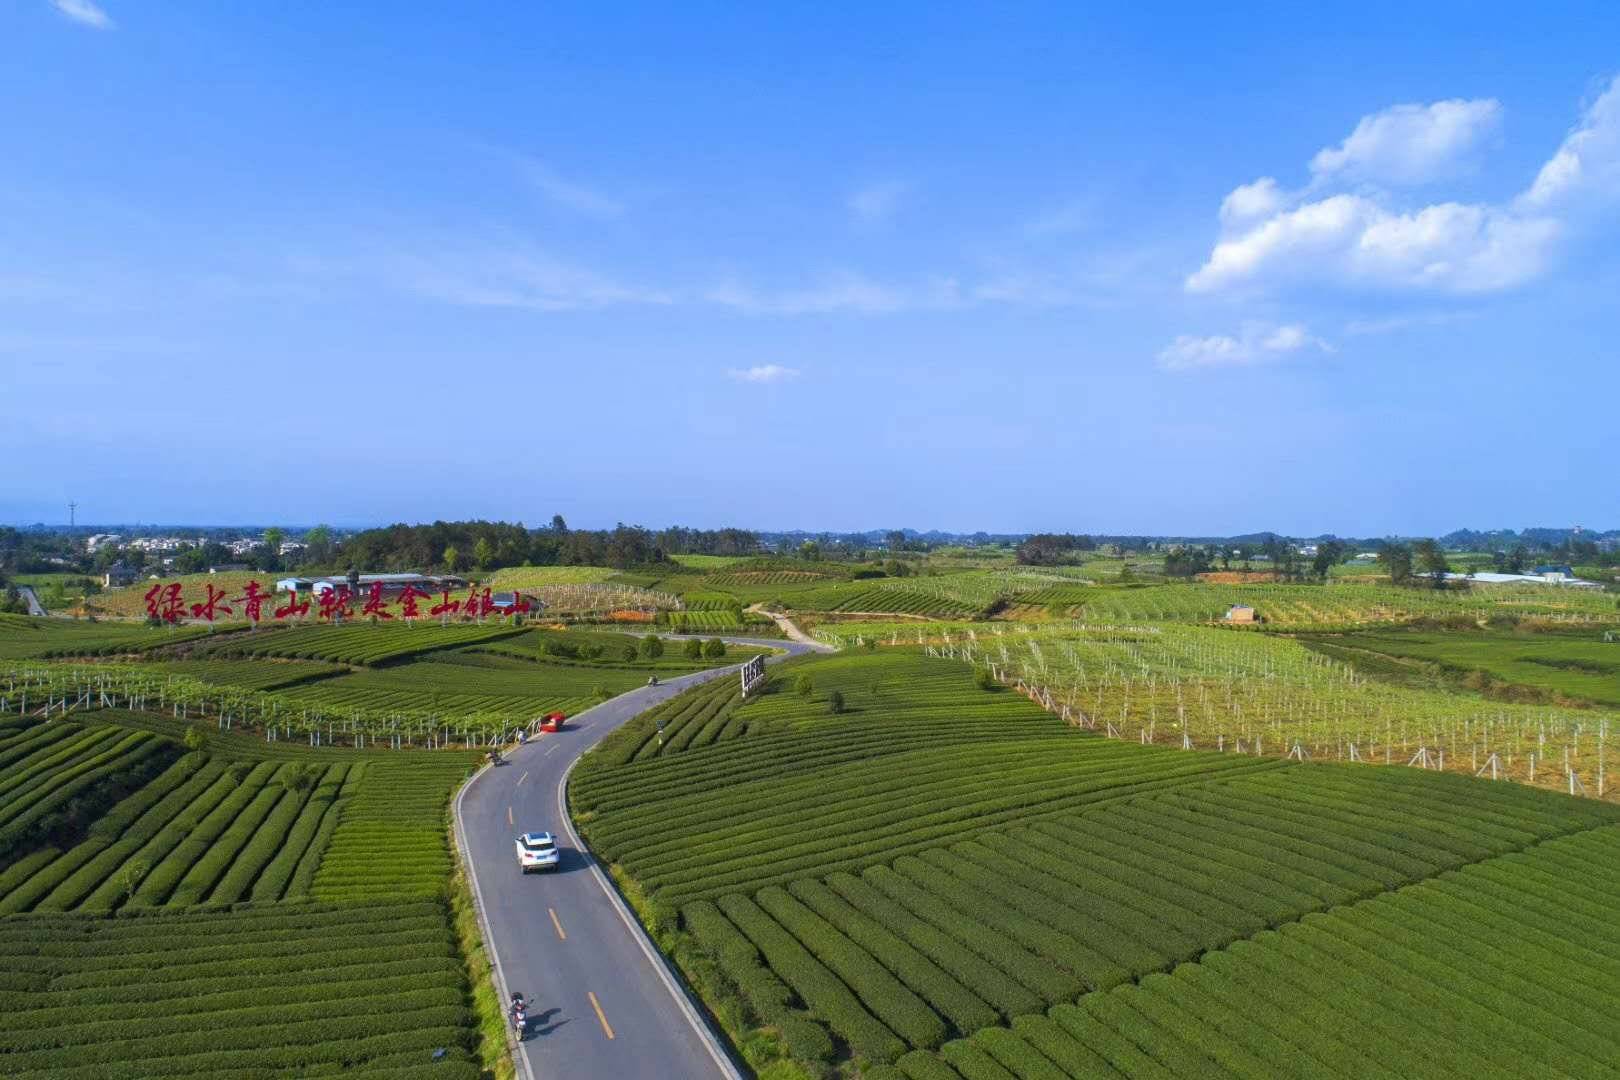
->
xmin=647 ymin=674 xmax=659 ymax=687
xmin=511 ymin=991 xmax=527 ymax=1036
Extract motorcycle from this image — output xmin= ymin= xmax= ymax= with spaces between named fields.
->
xmin=647 ymin=675 xmax=659 ymax=687
xmin=511 ymin=992 xmax=527 ymax=1038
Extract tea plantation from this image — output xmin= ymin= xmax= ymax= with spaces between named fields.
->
xmin=0 ymin=709 xmax=485 ymax=1075
xmin=576 ymin=645 xmax=1620 ymax=1078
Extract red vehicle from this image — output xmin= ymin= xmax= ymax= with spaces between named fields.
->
xmin=540 ymin=712 xmax=566 ymax=734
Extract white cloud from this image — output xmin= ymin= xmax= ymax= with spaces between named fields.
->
xmin=1185 ymin=80 xmax=1620 ymax=296
xmin=1158 ymin=322 xmax=1329 ymax=372
xmin=51 ymin=0 xmax=112 ymax=29
xmin=1219 ymin=177 xmax=1285 ymax=227
xmin=1190 ymin=193 xmax=1559 ymax=294
xmin=1310 ymin=99 xmax=1501 ymax=185
xmin=517 ymin=158 xmax=624 ymax=218
xmin=728 ymin=364 xmax=800 ymax=383
xmin=848 ymin=181 xmax=908 ymax=222
xmin=1520 ymin=74 xmax=1620 ymax=210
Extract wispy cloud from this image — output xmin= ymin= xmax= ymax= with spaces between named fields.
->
xmin=728 ymin=364 xmax=800 ymax=383
xmin=51 ymin=0 xmax=113 ymax=29
xmin=705 ymin=273 xmax=959 ymax=315
xmin=1343 ymin=310 xmax=1476 ymax=336
xmin=516 ymin=157 xmax=625 ymax=218
xmin=848 ymin=181 xmax=908 ymax=222
xmin=1158 ymin=322 xmax=1331 ymax=372
xmin=1024 ymin=198 xmax=1097 ymax=237
xmin=380 ymin=243 xmax=670 ymax=311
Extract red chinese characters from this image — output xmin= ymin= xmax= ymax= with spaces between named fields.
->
xmin=318 ymin=585 xmax=355 ymax=621
xmin=235 ymin=580 xmax=270 ymax=624
xmin=398 ymin=585 xmax=429 ymax=620
xmin=361 ymin=582 xmax=395 ymax=620
xmin=430 ymin=589 xmax=461 ymax=619
xmin=275 ymin=589 xmax=311 ymax=620
xmin=144 ymin=583 xmax=185 ymax=624
xmin=189 ymin=584 xmax=234 ymax=623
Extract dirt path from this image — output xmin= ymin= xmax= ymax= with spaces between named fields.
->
xmin=744 ymin=604 xmax=824 ymax=646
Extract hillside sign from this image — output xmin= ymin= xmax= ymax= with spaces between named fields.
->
xmin=143 ymin=580 xmax=532 ymax=625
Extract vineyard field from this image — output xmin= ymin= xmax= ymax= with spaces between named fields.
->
xmin=147 ymin=658 xmax=350 ymax=692
xmin=1311 ymin=627 xmax=1620 ymax=708
xmin=274 ymin=654 xmax=647 ymax=720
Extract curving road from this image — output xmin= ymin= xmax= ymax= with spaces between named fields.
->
xmin=454 ymin=636 xmax=830 ymax=1080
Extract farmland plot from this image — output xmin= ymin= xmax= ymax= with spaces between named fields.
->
xmin=0 ymin=900 xmax=480 ymax=1077
xmin=579 ymin=646 xmax=1620 ymax=1077
xmin=890 ymin=823 xmax=1620 ymax=1080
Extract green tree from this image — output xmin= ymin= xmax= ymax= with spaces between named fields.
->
xmin=794 ymin=673 xmax=814 ymax=698
xmin=703 ymin=638 xmax=726 ymax=659
xmin=1311 ymin=539 xmax=1347 ymax=580
xmin=1413 ymin=539 xmax=1450 ymax=589
xmin=799 ymin=539 xmax=822 ymax=561
xmin=473 ymin=537 xmax=494 ymax=572
xmin=826 ymin=689 xmax=846 ymax=714
xmin=640 ymin=634 xmax=665 ymax=659
xmin=443 ymin=545 xmax=462 ymax=572
xmin=183 ymin=724 xmax=208 ymax=752
xmin=975 ymin=668 xmax=999 ymax=691
xmin=1379 ymin=543 xmax=1414 ymax=585
xmin=551 ymin=514 xmax=569 ymax=534
xmin=683 ymin=638 xmax=704 ymax=660
xmin=304 ymin=525 xmax=334 ymax=566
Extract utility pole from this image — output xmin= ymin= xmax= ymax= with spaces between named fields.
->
xmin=69 ymin=501 xmax=77 ymax=531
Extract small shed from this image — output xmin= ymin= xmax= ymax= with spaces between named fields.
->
xmin=1224 ymin=604 xmax=1259 ymax=624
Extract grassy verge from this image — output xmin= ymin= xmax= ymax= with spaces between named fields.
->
xmin=448 ymin=809 xmax=517 ymax=1080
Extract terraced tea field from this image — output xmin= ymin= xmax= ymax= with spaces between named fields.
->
xmin=0 ymin=699 xmax=483 ymax=1076
xmin=0 ymin=614 xmax=219 ymax=660
xmin=0 ymin=900 xmax=480 ymax=1078
xmin=579 ymin=645 xmax=1620 ymax=1078
xmin=886 ymin=824 xmax=1620 ymax=1080
xmin=183 ymin=621 xmax=528 ymax=665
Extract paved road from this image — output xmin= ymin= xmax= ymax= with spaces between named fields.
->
xmin=16 ymin=586 xmax=46 ymax=617
xmin=455 ymin=636 xmax=830 ymax=1080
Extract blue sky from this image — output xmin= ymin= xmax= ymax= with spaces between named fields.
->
xmin=4 ymin=2 xmax=1618 ymax=536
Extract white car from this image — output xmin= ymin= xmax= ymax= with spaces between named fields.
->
xmin=515 ymin=832 xmax=560 ymax=873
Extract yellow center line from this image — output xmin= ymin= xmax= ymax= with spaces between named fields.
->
xmin=588 ymin=991 xmax=615 ymax=1039
xmin=548 ymin=906 xmax=566 ymax=940
xmin=516 ymin=770 xmax=529 ymax=787
xmin=506 ymin=806 xmax=513 ymax=827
